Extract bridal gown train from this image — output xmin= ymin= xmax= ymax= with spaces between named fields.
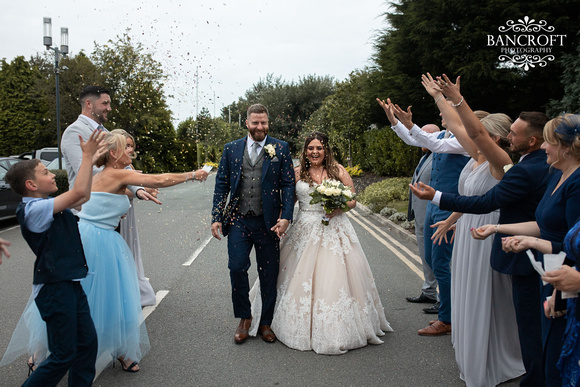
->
xmin=451 ymin=159 xmax=525 ymax=386
xmin=249 ymin=180 xmax=392 ymax=355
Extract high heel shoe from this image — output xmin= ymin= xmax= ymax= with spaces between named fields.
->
xmin=27 ymin=356 xmax=35 ymax=376
xmin=117 ymin=357 xmax=139 ymax=373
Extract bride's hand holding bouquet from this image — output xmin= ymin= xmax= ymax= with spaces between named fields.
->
xmin=309 ymin=179 xmax=356 ymax=225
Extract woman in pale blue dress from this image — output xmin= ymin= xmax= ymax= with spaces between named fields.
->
xmin=113 ymin=129 xmax=157 ymax=307
xmin=1 ymin=132 xmax=208 ymax=375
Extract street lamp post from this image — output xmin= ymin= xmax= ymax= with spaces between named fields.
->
xmin=43 ymin=17 xmax=68 ymax=169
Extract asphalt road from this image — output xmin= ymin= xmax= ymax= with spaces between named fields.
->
xmin=0 ymin=174 xmax=521 ymax=386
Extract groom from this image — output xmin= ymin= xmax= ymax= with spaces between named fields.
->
xmin=211 ymin=104 xmax=295 ymax=344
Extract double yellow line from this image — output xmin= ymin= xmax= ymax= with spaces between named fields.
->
xmin=346 ymin=210 xmax=425 ymax=280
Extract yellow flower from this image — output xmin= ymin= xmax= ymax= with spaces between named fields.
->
xmin=503 ymin=164 xmax=514 ymax=173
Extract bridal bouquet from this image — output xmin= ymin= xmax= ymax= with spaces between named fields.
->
xmin=309 ymin=179 xmax=355 ymax=225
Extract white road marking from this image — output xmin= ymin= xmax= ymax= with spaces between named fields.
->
xmin=347 ymin=211 xmax=425 ymax=280
xmin=142 ymin=290 xmax=170 ymax=320
xmin=348 ymin=210 xmax=422 ymax=264
xmin=0 ymin=225 xmax=19 ymax=234
xmin=182 ymin=235 xmax=212 ymax=266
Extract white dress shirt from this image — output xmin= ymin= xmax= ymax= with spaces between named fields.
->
xmin=391 ymin=121 xmax=470 ymax=156
xmin=247 ymin=136 xmax=267 ymax=155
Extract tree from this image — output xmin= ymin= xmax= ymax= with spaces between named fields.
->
xmin=176 ymin=116 xmax=198 ymax=170
xmin=0 ymin=56 xmax=48 ymax=155
xmin=91 ymin=32 xmax=178 ymax=172
xmin=222 ymin=74 xmax=335 ymax=153
xmin=548 ymin=34 xmax=580 ymax=115
xmin=31 ymin=51 xmax=106 ymax=145
xmin=303 ymin=69 xmax=420 ymax=176
xmin=373 ymin=0 xmax=580 ymax=126
xmin=177 ymin=109 xmax=241 ymax=167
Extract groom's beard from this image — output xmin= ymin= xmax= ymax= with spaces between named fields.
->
xmin=248 ymin=128 xmax=268 ymax=142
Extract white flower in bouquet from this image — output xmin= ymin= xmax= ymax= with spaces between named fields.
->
xmin=309 ymin=179 xmax=356 ymax=225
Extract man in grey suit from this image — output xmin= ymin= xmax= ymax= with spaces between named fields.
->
xmin=61 ymin=86 xmax=159 ymax=312
xmin=406 ymin=124 xmax=439 ymax=306
xmin=61 ymin=86 xmax=157 ymax=202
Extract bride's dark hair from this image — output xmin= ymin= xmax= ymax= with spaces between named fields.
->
xmin=299 ymin=131 xmax=340 ymax=185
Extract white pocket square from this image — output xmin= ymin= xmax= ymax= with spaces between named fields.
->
xmin=271 ymin=156 xmax=279 ymax=162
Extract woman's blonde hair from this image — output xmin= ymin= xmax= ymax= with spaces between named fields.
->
xmin=544 ymin=113 xmax=580 ymax=162
xmin=480 ymin=113 xmax=512 ymax=151
xmin=473 ymin=110 xmax=490 ymax=120
xmin=95 ymin=131 xmax=134 ymax=167
xmin=111 ymin=129 xmax=137 ymax=158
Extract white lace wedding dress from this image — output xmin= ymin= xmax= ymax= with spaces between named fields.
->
xmin=249 ymin=180 xmax=392 ymax=355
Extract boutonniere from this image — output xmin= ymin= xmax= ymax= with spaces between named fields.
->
xmin=503 ymin=164 xmax=514 ymax=173
xmin=264 ymin=144 xmax=276 ymax=158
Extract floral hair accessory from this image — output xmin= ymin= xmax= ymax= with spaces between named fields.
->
xmin=554 ymin=114 xmax=580 ymax=144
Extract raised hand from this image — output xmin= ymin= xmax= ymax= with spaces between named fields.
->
xmin=79 ymin=130 xmax=108 ymax=164
xmin=376 ymin=98 xmax=398 ymax=126
xmin=409 ymin=182 xmax=435 ymax=200
xmin=421 ymin=73 xmax=442 ymax=99
xmin=392 ymin=103 xmax=414 ymax=129
xmin=435 ymin=74 xmax=462 ymax=106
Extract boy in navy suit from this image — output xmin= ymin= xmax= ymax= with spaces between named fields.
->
xmin=5 ymin=130 xmax=106 ymax=386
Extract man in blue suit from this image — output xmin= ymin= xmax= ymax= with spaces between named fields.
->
xmin=429 ymin=112 xmax=549 ymax=386
xmin=211 ymin=104 xmax=295 ymax=345
xmin=378 ymin=97 xmax=469 ymax=336
xmin=406 ymin=125 xmax=440 ymax=305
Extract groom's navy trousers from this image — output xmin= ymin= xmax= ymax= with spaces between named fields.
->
xmin=228 ymin=214 xmax=280 ymax=325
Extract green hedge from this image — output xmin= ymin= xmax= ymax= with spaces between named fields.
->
xmin=50 ymin=169 xmax=69 ymax=197
xmin=358 ymin=177 xmax=411 ymax=212
xmin=331 ymin=127 xmax=422 ymax=177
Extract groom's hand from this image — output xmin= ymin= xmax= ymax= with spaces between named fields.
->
xmin=211 ymin=222 xmax=223 ymax=240
xmin=271 ymin=218 xmax=290 ymax=238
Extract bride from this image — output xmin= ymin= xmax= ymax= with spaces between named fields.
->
xmin=250 ymin=131 xmax=392 ymax=354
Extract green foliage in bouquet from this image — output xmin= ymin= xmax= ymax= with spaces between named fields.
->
xmin=309 ymin=179 xmax=356 ymax=225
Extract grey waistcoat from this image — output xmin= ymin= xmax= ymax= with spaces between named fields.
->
xmin=238 ymin=145 xmax=264 ymax=216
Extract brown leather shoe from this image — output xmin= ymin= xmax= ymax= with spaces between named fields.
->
xmin=429 ymin=320 xmax=437 ymax=325
xmin=234 ymin=318 xmax=252 ymax=344
xmin=418 ymin=320 xmax=451 ymax=336
xmin=258 ymin=325 xmax=276 ymax=343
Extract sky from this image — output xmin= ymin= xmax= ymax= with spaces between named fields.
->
xmin=1 ymin=0 xmax=389 ymax=125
